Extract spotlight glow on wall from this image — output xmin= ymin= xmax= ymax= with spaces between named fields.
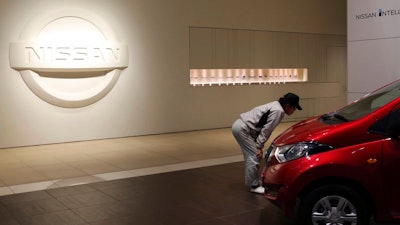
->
xmin=9 ymin=9 xmax=128 ymax=108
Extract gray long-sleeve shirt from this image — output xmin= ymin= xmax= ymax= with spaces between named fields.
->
xmin=239 ymin=101 xmax=285 ymax=149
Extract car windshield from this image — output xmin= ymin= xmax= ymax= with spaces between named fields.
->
xmin=321 ymin=80 xmax=400 ymax=123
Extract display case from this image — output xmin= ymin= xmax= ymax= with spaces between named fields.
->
xmin=190 ymin=68 xmax=308 ymax=86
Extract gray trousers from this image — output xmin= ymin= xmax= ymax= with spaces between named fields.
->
xmin=232 ymin=119 xmax=261 ymax=187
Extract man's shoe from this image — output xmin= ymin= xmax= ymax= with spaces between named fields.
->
xmin=250 ymin=186 xmax=265 ymax=194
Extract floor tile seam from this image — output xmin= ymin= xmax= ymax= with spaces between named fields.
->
xmin=0 ymin=155 xmax=244 ymax=197
xmin=0 ymin=162 xmax=49 ymax=190
xmin=24 ymin=162 xmax=93 ymax=186
xmin=61 ymin=159 xmax=116 ymax=177
xmin=80 ymin=155 xmax=137 ymax=172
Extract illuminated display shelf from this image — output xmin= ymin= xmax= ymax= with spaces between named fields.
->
xmin=190 ymin=68 xmax=308 ymax=86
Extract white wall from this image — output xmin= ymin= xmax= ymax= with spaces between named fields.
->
xmin=348 ymin=0 xmax=400 ymax=102
xmin=0 ymin=0 xmax=346 ymax=148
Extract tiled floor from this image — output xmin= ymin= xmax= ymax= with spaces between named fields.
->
xmin=0 ymin=162 xmax=295 ymax=225
xmin=0 ymin=122 xmax=296 ymax=195
xmin=0 ymin=122 xmax=298 ymax=225
xmin=0 ymin=122 xmax=394 ymax=225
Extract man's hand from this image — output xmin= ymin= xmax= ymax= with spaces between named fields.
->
xmin=256 ymin=149 xmax=263 ymax=159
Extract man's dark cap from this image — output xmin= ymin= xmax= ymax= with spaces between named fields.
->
xmin=284 ymin=93 xmax=302 ymax=110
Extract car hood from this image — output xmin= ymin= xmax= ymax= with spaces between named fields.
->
xmin=274 ymin=116 xmax=331 ymax=145
xmin=274 ymin=113 xmax=383 ymax=149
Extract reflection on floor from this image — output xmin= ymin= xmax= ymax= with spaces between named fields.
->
xmin=0 ymin=162 xmax=296 ymax=225
xmin=0 ymin=122 xmax=296 ymax=196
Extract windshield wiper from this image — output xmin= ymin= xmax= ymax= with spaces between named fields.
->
xmin=321 ymin=114 xmax=331 ymax=121
xmin=320 ymin=113 xmax=349 ymax=123
xmin=334 ymin=113 xmax=349 ymax=122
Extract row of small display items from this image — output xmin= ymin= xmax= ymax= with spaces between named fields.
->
xmin=190 ymin=77 xmax=302 ymax=86
xmin=189 ymin=68 xmax=307 ymax=86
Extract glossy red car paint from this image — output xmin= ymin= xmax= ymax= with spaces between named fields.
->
xmin=262 ymin=80 xmax=400 ymax=224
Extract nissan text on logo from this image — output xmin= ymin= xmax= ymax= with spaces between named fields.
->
xmin=9 ymin=9 xmax=128 ymax=108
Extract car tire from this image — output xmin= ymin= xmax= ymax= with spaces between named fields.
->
xmin=298 ymin=184 xmax=370 ymax=225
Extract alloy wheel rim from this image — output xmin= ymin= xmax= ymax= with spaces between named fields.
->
xmin=311 ymin=195 xmax=358 ymax=225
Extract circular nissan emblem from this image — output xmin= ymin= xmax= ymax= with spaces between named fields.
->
xmin=9 ymin=9 xmax=128 ymax=108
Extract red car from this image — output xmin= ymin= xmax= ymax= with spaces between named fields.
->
xmin=262 ymin=79 xmax=400 ymax=225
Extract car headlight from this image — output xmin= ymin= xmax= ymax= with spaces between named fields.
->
xmin=275 ymin=142 xmax=333 ymax=163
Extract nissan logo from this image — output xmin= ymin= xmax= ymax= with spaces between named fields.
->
xmin=9 ymin=9 xmax=129 ymax=108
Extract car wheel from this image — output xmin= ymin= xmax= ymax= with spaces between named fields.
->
xmin=298 ymin=184 xmax=370 ymax=225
